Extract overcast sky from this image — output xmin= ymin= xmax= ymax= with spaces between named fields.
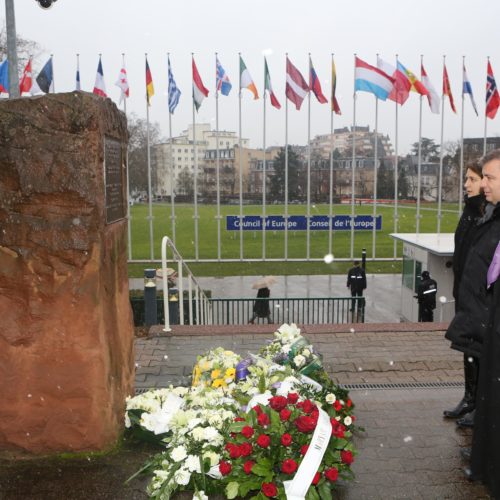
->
xmin=5 ymin=0 xmax=500 ymax=154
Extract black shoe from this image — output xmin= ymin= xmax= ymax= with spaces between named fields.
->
xmin=443 ymin=398 xmax=474 ymax=419
xmin=460 ymin=447 xmax=472 ymax=461
xmin=457 ymin=410 xmax=475 ymax=428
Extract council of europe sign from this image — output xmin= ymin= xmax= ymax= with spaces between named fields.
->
xmin=226 ymin=215 xmax=382 ymax=231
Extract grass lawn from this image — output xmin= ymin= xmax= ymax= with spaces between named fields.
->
xmin=127 ymin=202 xmax=460 ymax=277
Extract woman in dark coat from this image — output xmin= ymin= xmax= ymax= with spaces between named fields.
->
xmin=249 ymin=287 xmax=272 ymax=324
xmin=443 ymin=163 xmax=486 ymax=422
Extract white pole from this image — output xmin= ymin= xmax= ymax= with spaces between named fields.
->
xmin=122 ymin=53 xmax=132 ymax=261
xmin=188 ymin=275 xmax=193 ymax=325
xmin=437 ymin=55 xmax=446 ymax=235
xmin=192 ymin=55 xmax=199 ymax=260
xmin=168 ymin=55 xmax=176 ymax=246
xmin=329 ymin=54 xmax=335 ymax=257
xmin=177 ymin=260 xmax=184 ymax=325
xmin=215 ymin=53 xmax=221 ymax=261
xmin=51 ymin=54 xmax=55 ymax=93
xmin=393 ymin=54 xmax=399 ymax=257
xmin=238 ymin=53 xmax=244 ymax=261
xmin=484 ymin=57 xmax=489 ymax=156
xmin=306 ymin=54 xmax=312 ymax=261
xmin=161 ymin=236 xmax=171 ymax=332
xmin=262 ymin=58 xmax=267 ymax=260
xmin=416 ymin=56 xmax=424 ymax=235
xmin=350 ymin=54 xmax=357 ymax=259
xmin=459 ymin=55 xmax=466 ymax=215
xmin=372 ymin=94 xmax=378 ymax=259
xmin=285 ymin=54 xmax=289 ymax=261
xmin=146 ymin=54 xmax=154 ymax=260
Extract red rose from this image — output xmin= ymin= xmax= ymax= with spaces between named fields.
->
xmin=280 ymin=409 xmax=292 ymax=421
xmin=256 ymin=434 xmax=271 ymax=448
xmin=324 ymin=467 xmax=338 ymax=482
xmin=239 ymin=442 xmax=253 ymax=457
xmin=234 ymin=417 xmax=245 ymax=422
xmin=330 ymin=417 xmax=339 ymax=429
xmin=298 ymin=399 xmax=314 ymax=414
xmin=257 ymin=413 xmax=270 ymax=426
xmin=346 ymin=399 xmax=352 ymax=408
xmin=226 ymin=443 xmax=241 ymax=459
xmin=312 ymin=471 xmax=321 ymax=485
xmin=287 ymin=392 xmax=299 ymax=404
xmin=269 ymin=395 xmax=288 ymax=411
xmin=262 ymin=482 xmax=278 ymax=498
xmin=295 ymin=415 xmax=317 ymax=433
xmin=252 ymin=405 xmax=263 ymax=415
xmin=219 ymin=460 xmax=232 ymax=476
xmin=333 ymin=425 xmax=345 ymax=439
xmin=243 ymin=460 xmax=255 ymax=475
xmin=241 ymin=425 xmax=254 ymax=438
xmin=341 ymin=450 xmax=354 ymax=465
xmin=280 ymin=433 xmax=293 ymax=446
xmin=333 ymin=400 xmax=342 ymax=411
xmin=351 ymin=415 xmax=356 ymax=422
xmin=281 ymin=458 xmax=298 ymax=474
xmin=300 ymin=444 xmax=309 ymax=455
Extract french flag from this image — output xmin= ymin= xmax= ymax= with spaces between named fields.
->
xmin=355 ymin=57 xmax=394 ymax=101
xmin=93 ymin=56 xmax=107 ymax=97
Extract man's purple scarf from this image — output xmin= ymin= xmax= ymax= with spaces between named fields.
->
xmin=487 ymin=241 xmax=500 ymax=288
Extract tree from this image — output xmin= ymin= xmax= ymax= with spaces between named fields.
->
xmin=411 ymin=137 xmax=440 ymax=162
xmin=0 ymin=29 xmax=42 ymax=69
xmin=268 ymin=147 xmax=302 ymax=201
xmin=127 ymin=113 xmax=162 ymax=193
xmin=376 ymin=159 xmax=394 ymax=199
xmin=176 ymin=167 xmax=194 ymax=200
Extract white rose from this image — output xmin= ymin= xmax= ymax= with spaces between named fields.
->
xmin=174 ymin=467 xmax=191 ymax=486
xmin=293 ymin=354 xmax=306 ymax=368
xmin=203 ymin=427 xmax=221 ymax=442
xmin=282 ymin=344 xmax=291 ymax=355
xmin=302 ymin=349 xmax=311 ymax=357
xmin=202 ymin=451 xmax=220 ymax=466
xmin=171 ymin=445 xmax=187 ymax=462
xmin=124 ymin=412 xmax=131 ymax=428
xmin=193 ymin=491 xmax=208 ymax=500
xmin=325 ymin=393 xmax=336 ymax=404
xmin=344 ymin=416 xmax=353 ymax=426
xmin=185 ymin=454 xmax=201 ymax=473
xmin=191 ymin=427 xmax=206 ymax=441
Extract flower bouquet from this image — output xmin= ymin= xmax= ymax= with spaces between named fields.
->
xmin=192 ymin=347 xmax=241 ymax=391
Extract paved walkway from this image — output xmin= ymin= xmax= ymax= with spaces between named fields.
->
xmin=134 ymin=322 xmax=491 ymax=499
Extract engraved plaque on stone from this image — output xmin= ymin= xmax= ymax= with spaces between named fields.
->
xmin=104 ymin=137 xmax=126 ymax=224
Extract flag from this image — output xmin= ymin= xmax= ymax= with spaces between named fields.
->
xmin=309 ymin=57 xmax=327 ymax=104
xmin=168 ymin=56 xmax=181 ymax=114
xmin=377 ymin=57 xmax=411 ymax=105
xmin=192 ymin=56 xmax=209 ymax=111
xmin=146 ymin=58 xmax=154 ymax=106
xmin=115 ymin=66 xmax=130 ymax=105
xmin=75 ymin=57 xmax=81 ymax=91
xmin=331 ymin=57 xmax=341 ymax=114
xmin=463 ymin=64 xmax=478 ymax=116
xmin=354 ymin=56 xmax=394 ymax=101
xmin=0 ymin=59 xmax=8 ymax=94
xmin=421 ymin=64 xmax=440 ymax=114
xmin=93 ymin=56 xmax=107 ymax=97
xmin=443 ymin=63 xmax=456 ymax=113
xmin=36 ymin=57 xmax=54 ymax=94
xmin=486 ymin=61 xmax=500 ymax=120
xmin=239 ymin=56 xmax=258 ymax=99
xmin=19 ymin=58 xmax=33 ymax=94
xmin=397 ymin=61 xmax=428 ymax=96
xmin=264 ymin=57 xmax=281 ymax=109
xmin=286 ymin=57 xmax=309 ymax=110
xmin=216 ymin=57 xmax=232 ymax=96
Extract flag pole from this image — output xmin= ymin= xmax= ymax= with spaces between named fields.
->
xmin=51 ymin=54 xmax=55 ymax=93
xmin=145 ymin=53 xmax=154 ymax=260
xmin=262 ymin=57 xmax=267 ymax=260
xmin=328 ymin=53 xmax=334 ymax=257
xmin=350 ymin=54 xmax=357 ymax=259
xmin=484 ymin=56 xmax=489 ymax=156
xmin=122 ymin=52 xmax=132 ymax=261
xmin=76 ymin=53 xmax=80 ymax=91
xmin=437 ymin=55 xmax=446 ymax=235
xmin=393 ymin=54 xmax=400 ymax=254
xmin=168 ymin=54 xmax=176 ymax=246
xmin=416 ymin=55 xmax=424 ymax=235
xmin=306 ymin=54 xmax=312 ymax=261
xmin=215 ymin=52 xmax=221 ymax=261
xmin=238 ymin=52 xmax=244 ymax=261
xmin=372 ymin=54 xmax=380 ymax=260
xmin=285 ymin=53 xmax=289 ymax=261
xmin=192 ymin=53 xmax=199 ymax=261
xmin=459 ymin=55 xmax=465 ymax=215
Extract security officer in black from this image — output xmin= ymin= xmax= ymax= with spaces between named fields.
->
xmin=416 ymin=270 xmax=437 ymax=322
xmin=347 ymin=261 xmax=366 ymax=320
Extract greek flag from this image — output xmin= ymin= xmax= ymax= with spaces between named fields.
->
xmin=168 ymin=57 xmax=181 ymax=114
xmin=463 ymin=65 xmax=478 ymax=116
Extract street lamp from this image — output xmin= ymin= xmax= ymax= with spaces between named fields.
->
xmin=36 ymin=0 xmax=58 ymax=8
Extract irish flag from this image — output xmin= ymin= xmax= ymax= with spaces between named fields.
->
xmin=264 ymin=58 xmax=281 ymax=109
xmin=192 ymin=56 xmax=209 ymax=111
xmin=240 ymin=56 xmax=259 ymax=99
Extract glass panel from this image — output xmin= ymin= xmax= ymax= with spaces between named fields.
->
xmin=415 ymin=261 xmax=423 ymax=293
xmin=402 ymin=256 xmax=414 ymax=290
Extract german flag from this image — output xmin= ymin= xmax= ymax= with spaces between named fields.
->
xmin=146 ymin=57 xmax=154 ymax=106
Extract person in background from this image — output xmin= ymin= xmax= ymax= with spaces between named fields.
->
xmin=249 ymin=286 xmax=272 ymax=324
xmin=347 ymin=260 xmax=366 ymax=320
xmin=415 ymin=271 xmax=437 ymax=322
xmin=443 ymin=162 xmax=485 ymax=424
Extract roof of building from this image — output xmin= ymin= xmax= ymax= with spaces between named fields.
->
xmin=390 ymin=233 xmax=454 ymax=256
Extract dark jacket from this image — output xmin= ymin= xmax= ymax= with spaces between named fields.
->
xmin=452 ymin=193 xmax=486 ymax=306
xmin=417 ymin=277 xmax=437 ymax=310
xmin=445 ymin=203 xmax=500 ymax=357
xmin=253 ymin=287 xmax=271 ymax=317
xmin=347 ymin=266 xmax=366 ymax=293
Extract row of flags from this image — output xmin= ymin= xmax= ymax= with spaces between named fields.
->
xmin=2 ymin=54 xmax=500 ymax=120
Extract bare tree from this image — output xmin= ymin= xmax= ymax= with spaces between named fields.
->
xmin=0 ymin=29 xmax=43 ymax=69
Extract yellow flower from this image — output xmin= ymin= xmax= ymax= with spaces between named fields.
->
xmin=225 ymin=368 xmax=236 ymax=379
xmin=211 ymin=369 xmax=221 ymax=380
xmin=192 ymin=365 xmax=201 ymax=386
xmin=224 ymin=350 xmax=235 ymax=357
xmin=212 ymin=378 xmax=226 ymax=388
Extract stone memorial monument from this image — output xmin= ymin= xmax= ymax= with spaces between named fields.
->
xmin=0 ymin=93 xmax=135 ymax=453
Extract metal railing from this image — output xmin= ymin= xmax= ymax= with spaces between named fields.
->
xmin=161 ymin=235 xmax=212 ymax=331
xmin=209 ymin=297 xmax=365 ymax=325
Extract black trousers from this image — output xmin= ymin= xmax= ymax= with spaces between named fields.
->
xmin=418 ymin=304 xmax=434 ymax=322
xmin=350 ymin=290 xmax=364 ymax=312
